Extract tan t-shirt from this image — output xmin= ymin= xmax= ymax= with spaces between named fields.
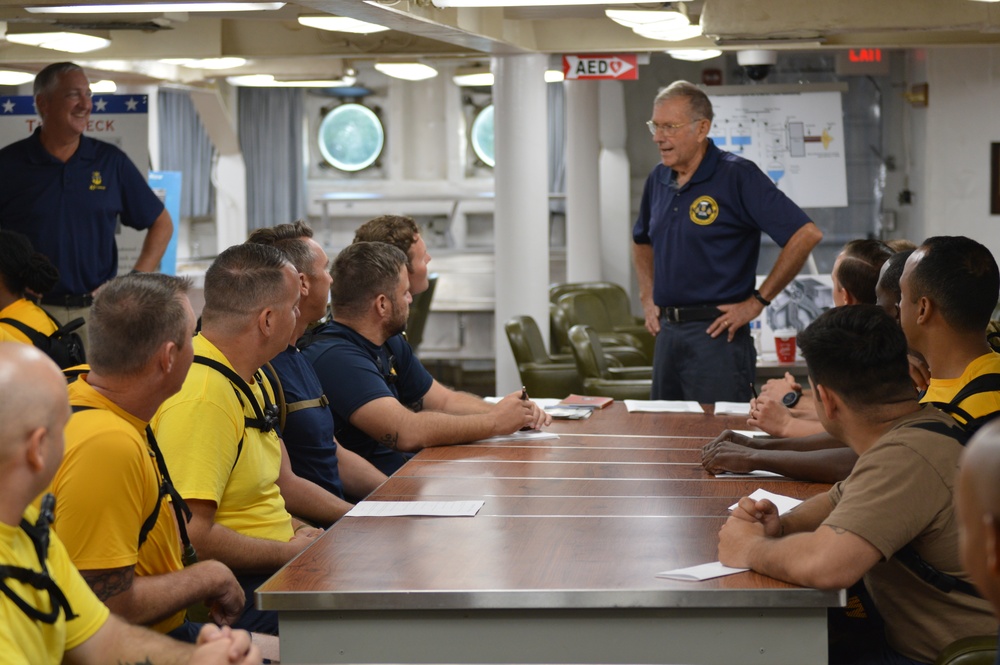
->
xmin=824 ymin=406 xmax=995 ymax=663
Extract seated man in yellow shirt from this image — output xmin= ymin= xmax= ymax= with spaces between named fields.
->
xmin=0 ymin=229 xmax=60 ymax=342
xmin=43 ymin=274 xmax=272 ymax=651
xmin=153 ymin=243 xmax=326 ymax=635
xmin=0 ymin=342 xmax=260 ymax=665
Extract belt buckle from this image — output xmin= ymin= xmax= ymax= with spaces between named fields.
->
xmin=664 ymin=307 xmax=681 ymax=323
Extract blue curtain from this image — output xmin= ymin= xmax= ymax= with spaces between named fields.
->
xmin=158 ymin=89 xmax=215 ymax=218
xmin=238 ymin=88 xmax=305 ymax=231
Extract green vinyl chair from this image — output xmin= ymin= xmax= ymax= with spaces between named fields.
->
xmin=505 ymin=316 xmax=581 ymax=398
xmin=557 ymin=291 xmax=652 ymax=362
xmin=933 ymin=635 xmax=997 ymax=665
xmin=550 ymin=303 xmax=647 ymax=367
xmin=567 ymin=324 xmax=653 ymax=400
xmin=550 ymin=281 xmax=654 ymax=359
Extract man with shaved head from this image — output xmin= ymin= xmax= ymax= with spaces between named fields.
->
xmin=958 ymin=418 xmax=1000 ymax=661
xmin=0 ymin=343 xmax=259 ymax=664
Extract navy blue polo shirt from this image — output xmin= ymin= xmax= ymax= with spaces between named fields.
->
xmin=632 ymin=139 xmax=811 ymax=308
xmin=0 ymin=128 xmax=165 ymax=296
xmin=301 ymin=320 xmax=434 ymax=476
xmin=265 ymin=346 xmax=345 ymax=502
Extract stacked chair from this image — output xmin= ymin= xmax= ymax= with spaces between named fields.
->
xmin=505 ymin=315 xmax=582 ymax=398
xmin=550 ymin=281 xmax=654 ymax=362
xmin=567 ymin=325 xmax=652 ymax=400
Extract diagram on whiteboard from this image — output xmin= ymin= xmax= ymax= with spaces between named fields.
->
xmin=708 ymin=91 xmax=848 ymax=208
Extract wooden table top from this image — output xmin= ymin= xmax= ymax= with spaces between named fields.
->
xmin=257 ymin=402 xmax=839 ymax=613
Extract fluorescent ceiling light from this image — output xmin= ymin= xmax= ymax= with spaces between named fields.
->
xmin=605 ymin=9 xmax=689 ymax=28
xmin=667 ymin=49 xmax=722 ymax=62
xmin=544 ymin=69 xmax=564 ymax=83
xmin=0 ymin=70 xmax=36 ymax=85
xmin=227 ymin=74 xmax=352 ymax=87
xmin=633 ymin=22 xmax=703 ymax=41
xmin=26 ymin=3 xmax=284 ymax=13
xmin=90 ymin=79 xmax=117 ymax=92
xmin=298 ymin=16 xmax=389 ymax=34
xmin=161 ymin=57 xmax=247 ymax=69
xmin=432 ymin=0 xmax=667 ymax=6
xmin=374 ymin=62 xmax=438 ymax=81
xmin=6 ymin=32 xmax=111 ymax=53
xmin=453 ymin=70 xmax=493 ymax=87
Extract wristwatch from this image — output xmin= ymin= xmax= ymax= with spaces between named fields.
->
xmin=782 ymin=391 xmax=802 ymax=408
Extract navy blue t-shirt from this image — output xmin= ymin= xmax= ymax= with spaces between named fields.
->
xmin=265 ymin=346 xmax=344 ymax=501
xmin=0 ymin=128 xmax=165 ymax=296
xmin=632 ymin=139 xmax=811 ymax=308
xmin=300 ymin=321 xmax=434 ymax=476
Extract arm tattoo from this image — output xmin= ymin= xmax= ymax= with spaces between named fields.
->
xmin=380 ymin=432 xmax=400 ymax=450
xmin=409 ymin=398 xmax=424 ymax=413
xmin=81 ymin=566 xmax=134 ymax=601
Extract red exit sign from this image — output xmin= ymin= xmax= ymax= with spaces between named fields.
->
xmin=836 ymin=49 xmax=891 ymax=76
xmin=849 ymin=48 xmax=882 ymax=63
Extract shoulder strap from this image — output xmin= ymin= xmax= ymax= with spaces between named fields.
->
xmin=261 ymin=361 xmax=329 ymax=432
xmin=894 ymin=544 xmax=982 ymax=598
xmin=904 ymin=419 xmax=971 ymax=446
xmin=926 ymin=373 xmax=1000 ymax=433
xmin=69 ymin=405 xmax=195 ymax=561
xmin=0 ymin=317 xmax=47 ymax=347
xmin=192 ymin=356 xmax=279 ymax=470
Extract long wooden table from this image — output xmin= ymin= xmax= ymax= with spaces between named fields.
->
xmin=258 ymin=405 xmax=844 ymax=664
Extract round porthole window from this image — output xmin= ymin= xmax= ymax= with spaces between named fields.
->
xmin=317 ymin=103 xmax=384 ymax=172
xmin=470 ymin=104 xmax=495 ymax=168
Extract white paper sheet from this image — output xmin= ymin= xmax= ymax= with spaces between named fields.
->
xmin=714 ymin=470 xmax=784 ymax=478
xmin=714 ymin=401 xmax=752 ymax=416
xmin=657 ymin=561 xmax=750 ymax=581
xmin=731 ymin=430 xmax=771 ymax=438
xmin=345 ymin=500 xmax=485 ymax=518
xmin=624 ymin=400 xmax=704 ymax=413
xmin=472 ymin=430 xmax=559 ymax=444
xmin=728 ymin=488 xmax=804 ymax=515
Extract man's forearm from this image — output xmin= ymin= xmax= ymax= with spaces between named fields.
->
xmin=436 ymin=389 xmax=494 ymax=416
xmin=756 ymin=222 xmax=823 ymax=301
xmin=743 ymin=448 xmax=857 ymax=484
xmin=132 ymin=210 xmax=173 ymax=272
xmin=65 ymin=613 xmax=196 ymax=665
xmin=191 ymin=521 xmax=292 ymax=575
xmin=632 ymin=243 xmax=655 ymax=306
xmin=278 ymin=473 xmax=352 ymax=527
xmin=778 ymin=493 xmax=834 ymax=535
xmin=337 ymin=446 xmax=387 ymax=500
xmin=83 ymin=562 xmax=226 ymax=627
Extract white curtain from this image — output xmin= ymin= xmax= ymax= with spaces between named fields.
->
xmin=237 ymin=88 xmax=305 ymax=231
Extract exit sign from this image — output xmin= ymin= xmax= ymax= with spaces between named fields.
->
xmin=563 ymin=54 xmax=638 ymax=80
xmin=835 ymin=49 xmax=891 ymax=76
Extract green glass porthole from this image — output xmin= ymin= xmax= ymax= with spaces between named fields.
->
xmin=470 ymin=104 xmax=495 ymax=168
xmin=318 ymin=103 xmax=384 ymax=172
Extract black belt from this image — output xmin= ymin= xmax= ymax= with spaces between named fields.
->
xmin=659 ymin=305 xmax=722 ymax=323
xmin=40 ymin=294 xmax=94 ymax=308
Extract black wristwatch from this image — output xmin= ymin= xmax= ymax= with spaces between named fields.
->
xmin=782 ymin=391 xmax=802 ymax=408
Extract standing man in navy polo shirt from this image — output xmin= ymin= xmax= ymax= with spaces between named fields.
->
xmin=0 ymin=62 xmax=173 ymax=344
xmin=632 ymin=80 xmax=822 ymax=413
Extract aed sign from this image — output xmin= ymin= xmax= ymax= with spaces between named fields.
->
xmin=563 ymin=54 xmax=638 ymax=80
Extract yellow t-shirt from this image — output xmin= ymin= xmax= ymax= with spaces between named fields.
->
xmin=921 ymin=352 xmax=1000 ymax=423
xmin=153 ymin=334 xmax=294 ymax=547
xmin=0 ymin=328 xmax=19 ymax=343
xmin=0 ymin=299 xmax=59 ymax=344
xmin=0 ymin=506 xmax=110 ymax=664
xmin=42 ymin=376 xmax=185 ymax=633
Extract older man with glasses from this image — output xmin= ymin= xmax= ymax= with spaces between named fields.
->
xmin=632 ymin=80 xmax=823 ymax=413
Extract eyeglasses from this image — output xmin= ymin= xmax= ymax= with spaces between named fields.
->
xmin=646 ymin=119 xmax=702 ymax=136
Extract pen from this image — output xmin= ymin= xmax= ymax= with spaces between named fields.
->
xmin=750 ymin=383 xmax=758 ymax=399
xmin=520 ymin=386 xmax=531 ymax=430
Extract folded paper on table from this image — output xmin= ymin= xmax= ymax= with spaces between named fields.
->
xmin=624 ymin=400 xmax=703 ymax=413
xmin=657 ymin=561 xmax=750 ymax=581
xmin=345 ymin=500 xmax=485 ymax=517
xmin=472 ymin=430 xmax=559 ymax=444
xmin=728 ymin=488 xmax=804 ymax=515
xmin=714 ymin=401 xmax=752 ymax=416
xmin=544 ymin=406 xmax=593 ymax=420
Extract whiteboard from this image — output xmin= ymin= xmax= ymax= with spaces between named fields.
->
xmin=707 ymin=90 xmax=848 ymax=208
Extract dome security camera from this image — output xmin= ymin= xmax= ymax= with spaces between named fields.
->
xmin=737 ymin=50 xmax=777 ymax=81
